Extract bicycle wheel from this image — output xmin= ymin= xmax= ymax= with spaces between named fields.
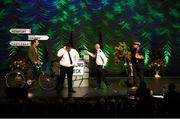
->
xmin=38 ymin=72 xmax=57 ymax=91
xmin=5 ymin=70 xmax=26 ymax=88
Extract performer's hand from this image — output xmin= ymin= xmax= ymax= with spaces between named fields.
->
xmin=86 ymin=50 xmax=93 ymax=55
xmin=73 ymin=62 xmax=78 ymax=67
xmin=135 ymin=53 xmax=144 ymax=59
xmin=103 ymin=65 xmax=105 ymax=69
xmin=38 ymin=60 xmax=43 ymax=65
xmin=85 ymin=50 xmax=96 ymax=58
xmin=34 ymin=61 xmax=38 ymax=65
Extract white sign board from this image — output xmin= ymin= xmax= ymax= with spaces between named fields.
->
xmin=73 ymin=61 xmax=85 ymax=76
xmin=9 ymin=28 xmax=31 ymax=34
xmin=9 ymin=41 xmax=31 ymax=46
xmin=64 ymin=57 xmax=89 ymax=87
xmin=28 ymin=35 xmax=49 ymax=40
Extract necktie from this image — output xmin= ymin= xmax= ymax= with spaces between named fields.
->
xmin=68 ymin=51 xmax=73 ymax=64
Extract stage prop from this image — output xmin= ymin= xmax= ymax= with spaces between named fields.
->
xmin=9 ymin=41 xmax=31 ymax=47
xmin=9 ymin=28 xmax=31 ymax=34
xmin=64 ymin=55 xmax=89 ymax=88
xmin=28 ymin=35 xmax=49 ymax=40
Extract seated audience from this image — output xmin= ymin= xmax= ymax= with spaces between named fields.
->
xmin=135 ymin=81 xmax=154 ymax=115
xmin=163 ymin=83 xmax=180 ymax=115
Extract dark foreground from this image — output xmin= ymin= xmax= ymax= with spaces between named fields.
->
xmin=0 ymin=77 xmax=180 ymax=117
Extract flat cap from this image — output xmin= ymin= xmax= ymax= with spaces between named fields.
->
xmin=133 ymin=41 xmax=141 ymax=45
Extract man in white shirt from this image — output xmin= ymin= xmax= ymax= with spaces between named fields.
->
xmin=56 ymin=43 xmax=79 ymax=93
xmin=87 ymin=44 xmax=109 ymax=89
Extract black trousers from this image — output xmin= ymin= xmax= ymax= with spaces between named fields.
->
xmin=132 ymin=63 xmax=144 ymax=84
xmin=56 ymin=65 xmax=74 ymax=91
xmin=96 ymin=65 xmax=108 ymax=88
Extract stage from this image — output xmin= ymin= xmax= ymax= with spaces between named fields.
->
xmin=1 ymin=77 xmax=180 ymax=99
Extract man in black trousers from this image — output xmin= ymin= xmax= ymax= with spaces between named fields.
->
xmin=87 ymin=44 xmax=109 ymax=89
xmin=56 ymin=43 xmax=79 ymax=93
xmin=131 ymin=41 xmax=145 ymax=86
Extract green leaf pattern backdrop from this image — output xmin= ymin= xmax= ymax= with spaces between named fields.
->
xmin=0 ymin=0 xmax=179 ymax=76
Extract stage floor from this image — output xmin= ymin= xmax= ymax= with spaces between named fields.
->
xmin=0 ymin=77 xmax=180 ymax=99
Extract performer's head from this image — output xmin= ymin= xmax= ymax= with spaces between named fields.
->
xmin=32 ymin=39 xmax=39 ymax=48
xmin=133 ymin=41 xmax=141 ymax=49
xmin=95 ymin=43 xmax=101 ymax=50
xmin=65 ymin=42 xmax=72 ymax=52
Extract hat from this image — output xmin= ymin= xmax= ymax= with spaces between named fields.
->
xmin=133 ymin=41 xmax=141 ymax=46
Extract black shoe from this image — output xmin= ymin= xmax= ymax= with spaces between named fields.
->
xmin=68 ymin=90 xmax=76 ymax=93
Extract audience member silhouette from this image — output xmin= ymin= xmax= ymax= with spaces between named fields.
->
xmin=164 ymin=83 xmax=180 ymax=116
xmin=135 ymin=81 xmax=154 ymax=116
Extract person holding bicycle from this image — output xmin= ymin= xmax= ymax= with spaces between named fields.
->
xmin=28 ymin=39 xmax=43 ymax=80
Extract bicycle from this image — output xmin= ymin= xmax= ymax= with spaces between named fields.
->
xmin=5 ymin=59 xmax=57 ymax=91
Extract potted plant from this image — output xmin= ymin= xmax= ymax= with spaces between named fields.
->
xmin=114 ymin=42 xmax=132 ymax=86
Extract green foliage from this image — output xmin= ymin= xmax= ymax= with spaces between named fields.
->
xmin=105 ymin=12 xmax=114 ymax=20
xmin=133 ymin=14 xmax=145 ymax=24
xmin=148 ymin=6 xmax=164 ymax=19
xmin=3 ymin=0 xmax=13 ymax=4
xmin=102 ymin=0 xmax=109 ymax=6
xmin=82 ymin=12 xmax=91 ymax=21
xmin=127 ymin=0 xmax=136 ymax=9
xmin=32 ymin=23 xmax=45 ymax=33
xmin=38 ymin=46 xmax=43 ymax=61
xmin=140 ymin=30 xmax=151 ymax=65
xmin=118 ymin=21 xmax=130 ymax=30
xmin=0 ymin=9 xmax=7 ymax=21
xmin=169 ymin=8 xmax=180 ymax=18
xmin=113 ymin=3 xmax=122 ymax=14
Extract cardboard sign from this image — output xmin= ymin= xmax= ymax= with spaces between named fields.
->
xmin=10 ymin=28 xmax=31 ymax=34
xmin=9 ymin=41 xmax=31 ymax=46
xmin=73 ymin=61 xmax=85 ymax=76
xmin=28 ymin=35 xmax=49 ymax=40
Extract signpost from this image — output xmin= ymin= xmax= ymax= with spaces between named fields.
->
xmin=28 ymin=35 xmax=49 ymax=40
xmin=9 ymin=28 xmax=31 ymax=34
xmin=9 ymin=41 xmax=31 ymax=46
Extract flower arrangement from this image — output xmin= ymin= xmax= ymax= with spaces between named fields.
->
xmin=148 ymin=59 xmax=166 ymax=78
xmin=148 ymin=59 xmax=166 ymax=70
xmin=114 ymin=42 xmax=131 ymax=64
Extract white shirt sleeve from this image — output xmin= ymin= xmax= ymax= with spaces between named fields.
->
xmin=57 ymin=48 xmax=65 ymax=57
xmin=87 ymin=51 xmax=96 ymax=58
xmin=100 ymin=51 xmax=108 ymax=66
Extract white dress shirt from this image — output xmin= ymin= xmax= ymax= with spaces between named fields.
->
xmin=87 ymin=49 xmax=107 ymax=66
xmin=57 ymin=47 xmax=79 ymax=67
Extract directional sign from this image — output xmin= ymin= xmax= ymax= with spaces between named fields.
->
xmin=9 ymin=41 xmax=31 ymax=46
xmin=28 ymin=35 xmax=49 ymax=40
xmin=9 ymin=28 xmax=31 ymax=34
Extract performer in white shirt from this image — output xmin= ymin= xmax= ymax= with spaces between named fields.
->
xmin=86 ymin=44 xmax=109 ymax=89
xmin=56 ymin=43 xmax=79 ymax=93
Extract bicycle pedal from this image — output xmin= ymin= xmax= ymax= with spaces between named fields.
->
xmin=27 ymin=80 xmax=34 ymax=85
